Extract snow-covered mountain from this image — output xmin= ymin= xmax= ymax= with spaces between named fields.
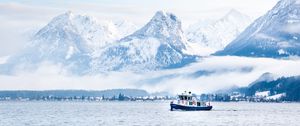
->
xmin=33 ymin=11 xmax=137 ymax=51
xmin=0 ymin=11 xmax=198 ymax=74
xmin=186 ymin=9 xmax=252 ymax=51
xmin=0 ymin=12 xmax=137 ymax=75
xmin=91 ymin=11 xmax=197 ymax=72
xmin=216 ymin=0 xmax=300 ymax=57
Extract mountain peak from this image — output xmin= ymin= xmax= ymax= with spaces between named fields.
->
xmin=185 ymin=8 xmax=251 ymax=51
xmin=93 ymin=11 xmax=195 ymax=72
xmin=34 ymin=12 xmax=101 ymax=42
xmin=152 ymin=11 xmax=179 ymax=22
xmin=216 ymin=0 xmax=300 ymax=57
xmin=221 ymin=9 xmax=250 ymax=22
xmin=153 ymin=11 xmax=166 ymax=18
xmin=225 ymin=9 xmax=245 ymax=17
xmin=44 ymin=11 xmax=101 ymax=30
xmin=49 ymin=11 xmax=74 ymax=25
xmin=131 ymin=10 xmax=183 ymax=39
xmin=249 ymin=72 xmax=279 ymax=87
xmin=256 ymin=72 xmax=278 ymax=82
xmin=62 ymin=11 xmax=73 ymax=17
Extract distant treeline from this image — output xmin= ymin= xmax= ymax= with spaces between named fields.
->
xmin=245 ymin=76 xmax=300 ymax=101
xmin=216 ymin=75 xmax=300 ymax=102
xmin=0 ymin=89 xmax=149 ymax=99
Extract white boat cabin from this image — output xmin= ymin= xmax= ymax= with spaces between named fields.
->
xmin=176 ymin=91 xmax=209 ymax=107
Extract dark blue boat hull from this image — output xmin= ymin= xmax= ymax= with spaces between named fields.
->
xmin=170 ymin=103 xmax=212 ymax=111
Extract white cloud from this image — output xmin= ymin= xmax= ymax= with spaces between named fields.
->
xmin=139 ymin=56 xmax=300 ymax=94
xmin=1 ymin=56 xmax=300 ymax=95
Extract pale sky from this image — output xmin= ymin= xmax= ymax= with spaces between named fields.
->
xmin=0 ymin=0 xmax=279 ymax=57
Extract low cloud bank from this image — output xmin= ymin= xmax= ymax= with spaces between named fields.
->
xmin=1 ymin=56 xmax=300 ymax=95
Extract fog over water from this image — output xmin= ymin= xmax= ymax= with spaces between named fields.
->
xmin=1 ymin=56 xmax=300 ymax=94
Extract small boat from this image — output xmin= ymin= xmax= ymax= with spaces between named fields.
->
xmin=170 ymin=91 xmax=212 ymax=111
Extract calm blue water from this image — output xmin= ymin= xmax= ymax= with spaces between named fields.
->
xmin=0 ymin=101 xmax=299 ymax=126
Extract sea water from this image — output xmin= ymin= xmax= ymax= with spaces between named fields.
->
xmin=0 ymin=101 xmax=299 ymax=126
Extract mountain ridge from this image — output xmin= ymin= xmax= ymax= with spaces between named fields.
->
xmin=186 ymin=9 xmax=252 ymax=51
xmin=91 ymin=11 xmax=197 ymax=72
xmin=0 ymin=12 xmax=138 ymax=75
xmin=0 ymin=11 xmax=198 ymax=74
xmin=216 ymin=0 xmax=300 ymax=57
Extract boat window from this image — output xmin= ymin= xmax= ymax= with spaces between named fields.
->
xmin=179 ymin=96 xmax=183 ymax=100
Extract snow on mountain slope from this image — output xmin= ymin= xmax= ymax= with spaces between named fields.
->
xmin=114 ymin=19 xmax=138 ymax=37
xmin=216 ymin=0 xmax=300 ymax=57
xmin=186 ymin=9 xmax=252 ymax=51
xmin=0 ymin=12 xmax=137 ymax=75
xmin=249 ymin=72 xmax=279 ymax=86
xmin=91 ymin=11 xmax=197 ymax=72
xmin=32 ymin=11 xmax=137 ymax=51
xmin=0 ymin=11 xmax=199 ymax=74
